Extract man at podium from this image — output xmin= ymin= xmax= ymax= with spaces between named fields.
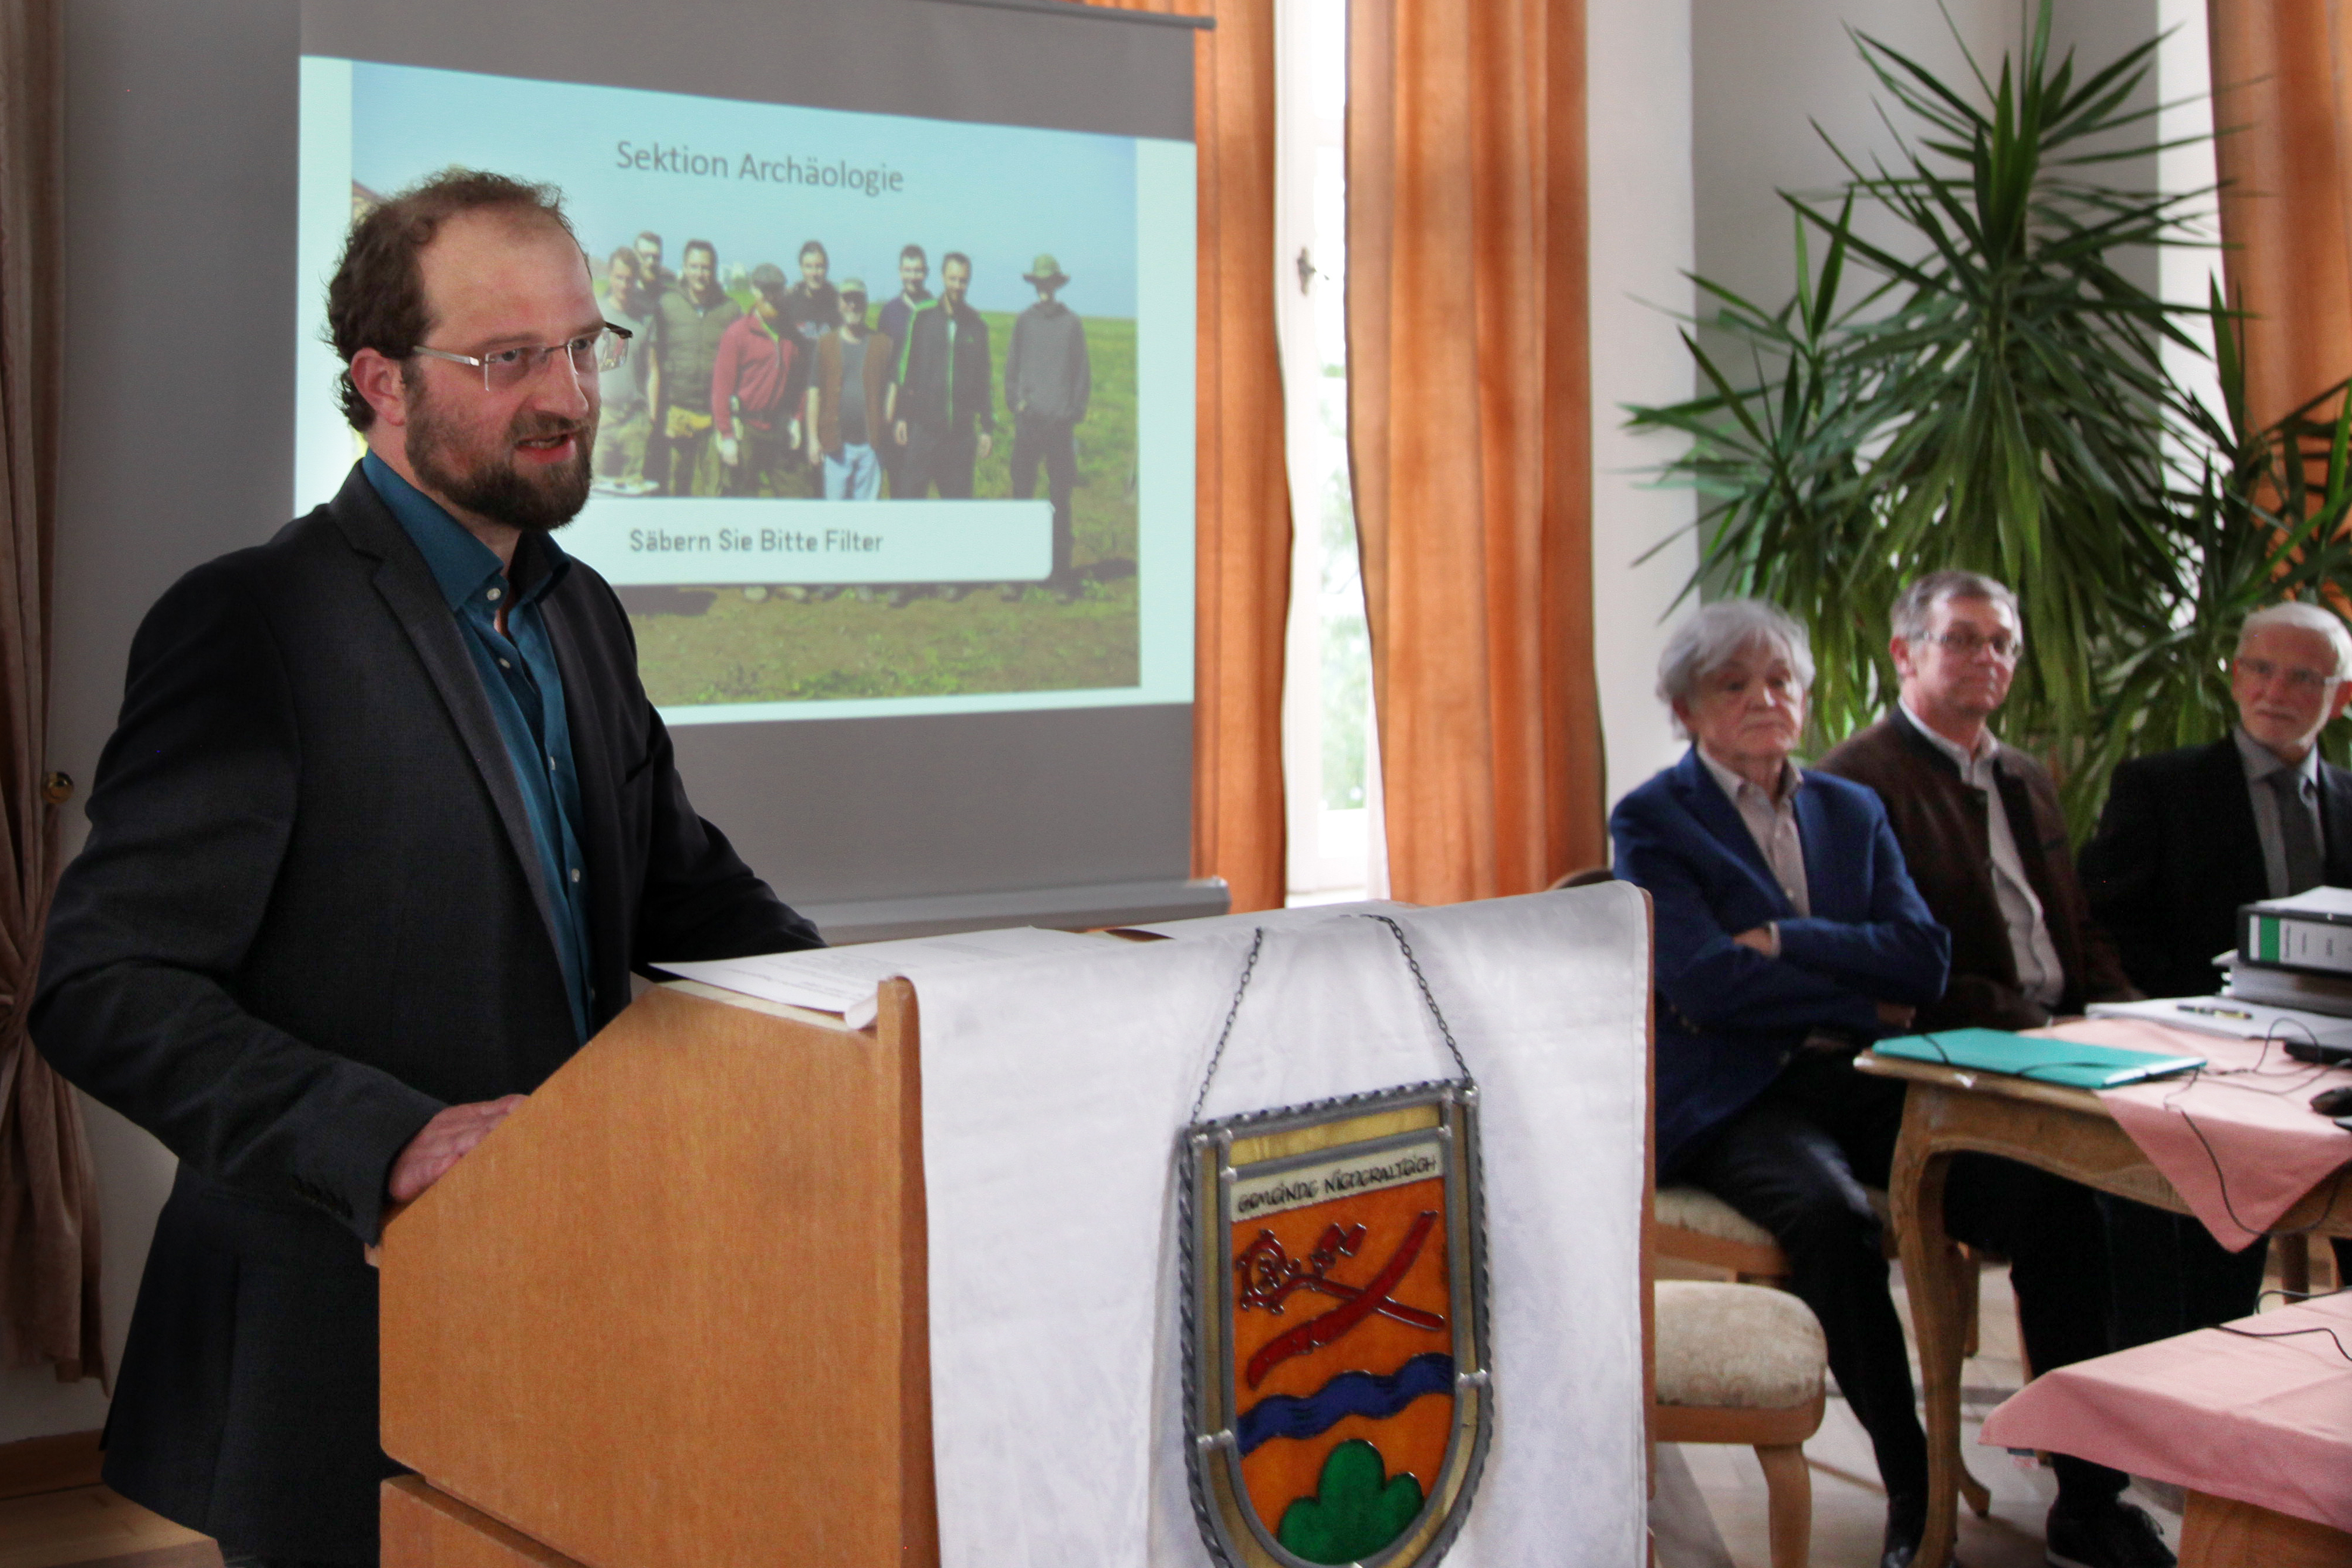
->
xmin=31 ymin=170 xmax=821 ymax=1567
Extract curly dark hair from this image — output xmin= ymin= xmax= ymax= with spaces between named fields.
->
xmin=327 ymin=168 xmax=579 ymax=431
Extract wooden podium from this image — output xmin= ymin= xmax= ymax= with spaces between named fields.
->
xmin=377 ymin=980 xmax=939 ymax=1567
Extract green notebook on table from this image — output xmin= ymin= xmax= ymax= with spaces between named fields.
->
xmin=1871 ymin=1027 xmax=2204 ymax=1088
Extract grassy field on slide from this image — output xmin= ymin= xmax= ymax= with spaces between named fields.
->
xmin=628 ymin=312 xmax=1142 ymax=706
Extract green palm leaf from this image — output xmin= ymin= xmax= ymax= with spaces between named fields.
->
xmin=1622 ymin=0 xmax=2342 ymax=833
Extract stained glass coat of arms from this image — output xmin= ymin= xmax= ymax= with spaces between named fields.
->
xmin=1180 ymin=1078 xmax=1491 ymax=1568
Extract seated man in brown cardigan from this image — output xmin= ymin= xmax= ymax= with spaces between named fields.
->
xmin=1818 ymin=569 xmax=2170 ymax=1568
xmin=1818 ymin=570 xmax=2138 ymax=1030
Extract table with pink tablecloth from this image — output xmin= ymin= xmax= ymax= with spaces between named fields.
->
xmin=1981 ymin=1289 xmax=2352 ymax=1534
xmin=2032 ymin=1018 xmax=2352 ymax=1250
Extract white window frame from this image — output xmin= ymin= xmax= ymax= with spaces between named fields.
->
xmin=1274 ymin=0 xmax=1385 ymax=904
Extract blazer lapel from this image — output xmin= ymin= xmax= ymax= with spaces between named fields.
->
xmin=329 ymin=469 xmax=567 ymax=965
xmin=2321 ymin=756 xmax=2352 ymax=886
xmin=539 ymin=587 xmax=627 ymax=1003
xmin=1792 ymin=781 xmax=1840 ymax=916
xmin=1672 ymin=749 xmax=1793 ymax=914
xmin=2199 ymin=739 xmax=2273 ymax=904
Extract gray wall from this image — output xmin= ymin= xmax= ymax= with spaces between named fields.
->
xmin=1692 ymin=0 xmax=2162 ymax=340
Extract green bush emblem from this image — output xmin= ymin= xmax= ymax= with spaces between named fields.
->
xmin=1276 ymin=1439 xmax=1425 ymax=1564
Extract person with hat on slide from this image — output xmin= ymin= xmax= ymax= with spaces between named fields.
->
xmin=1004 ymin=252 xmax=1092 ymax=600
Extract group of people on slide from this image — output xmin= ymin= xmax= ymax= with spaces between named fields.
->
xmin=1614 ymin=574 xmax=2352 ymax=1568
xmin=593 ymin=228 xmax=1094 ymax=598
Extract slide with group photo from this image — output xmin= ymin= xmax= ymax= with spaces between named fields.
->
xmin=297 ymin=55 xmax=1195 ymax=727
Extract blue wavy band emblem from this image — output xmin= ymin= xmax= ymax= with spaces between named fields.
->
xmin=1234 ymin=1352 xmax=1455 ymax=1457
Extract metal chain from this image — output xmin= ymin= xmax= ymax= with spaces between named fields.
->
xmin=1187 ymin=916 xmax=1474 ymax=1122
xmin=1364 ymin=914 xmax=1476 ymax=1086
xmin=1188 ymin=927 xmax=1266 ymax=1123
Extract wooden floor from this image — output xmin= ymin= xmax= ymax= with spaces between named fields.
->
xmin=0 ymin=1486 xmax=217 ymax=1568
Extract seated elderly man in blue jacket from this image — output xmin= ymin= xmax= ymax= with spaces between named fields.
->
xmin=1613 ymin=601 xmax=2154 ymax=1568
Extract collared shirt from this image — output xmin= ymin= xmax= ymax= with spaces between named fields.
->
xmin=1696 ymin=748 xmax=1810 ymax=944
xmin=2234 ymin=725 xmax=2326 ymax=898
xmin=363 ymin=453 xmax=594 ymax=1042
xmin=1900 ymin=701 xmax=2064 ymax=1008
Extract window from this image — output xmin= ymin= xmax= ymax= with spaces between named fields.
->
xmin=1275 ymin=0 xmax=1383 ymax=905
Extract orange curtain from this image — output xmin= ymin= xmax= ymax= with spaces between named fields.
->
xmin=2208 ymin=0 xmax=2352 ymax=433
xmin=0 ymin=0 xmax=102 ymax=1384
xmin=1346 ymin=0 xmax=1601 ymax=905
xmin=1083 ymin=0 xmax=1291 ymax=914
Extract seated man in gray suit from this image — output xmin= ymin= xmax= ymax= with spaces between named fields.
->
xmin=2081 ymin=599 xmax=2352 ymax=1335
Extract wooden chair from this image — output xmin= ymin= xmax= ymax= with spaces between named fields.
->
xmin=1653 ymin=1279 xmax=1827 ymax=1568
xmin=1652 ymin=1184 xmax=1998 ymax=1520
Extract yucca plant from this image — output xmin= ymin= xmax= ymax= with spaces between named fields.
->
xmin=1627 ymin=0 xmax=2277 ymax=833
xmin=2089 ymin=296 xmax=2352 ymax=782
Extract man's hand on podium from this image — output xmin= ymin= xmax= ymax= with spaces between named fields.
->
xmin=367 ymin=1096 xmax=527 ymax=1267
xmin=389 ymin=1095 xmax=528 ymax=1202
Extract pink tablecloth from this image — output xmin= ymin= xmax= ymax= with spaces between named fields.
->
xmin=1981 ymin=1290 xmax=2352 ymax=1533
xmin=2027 ymin=1018 xmax=2352 ymax=1250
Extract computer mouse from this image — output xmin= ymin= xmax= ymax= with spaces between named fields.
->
xmin=2313 ymin=1085 xmax=2352 ymax=1116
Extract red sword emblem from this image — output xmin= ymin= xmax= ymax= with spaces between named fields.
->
xmin=1237 ymin=1212 xmax=1443 ymax=1387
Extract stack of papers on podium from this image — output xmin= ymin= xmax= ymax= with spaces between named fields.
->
xmin=653 ymin=926 xmax=1103 ymax=1027
xmin=1874 ymin=1026 xmax=2204 ymax=1088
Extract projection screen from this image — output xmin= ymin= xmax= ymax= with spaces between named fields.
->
xmin=294 ymin=0 xmax=1215 ymax=939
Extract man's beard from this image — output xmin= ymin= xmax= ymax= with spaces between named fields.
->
xmin=406 ymin=383 xmax=595 ymax=534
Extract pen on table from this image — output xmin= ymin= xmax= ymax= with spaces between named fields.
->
xmin=2175 ymin=1002 xmax=2254 ymax=1020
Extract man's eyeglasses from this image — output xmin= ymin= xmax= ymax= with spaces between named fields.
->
xmin=412 ymin=325 xmax=632 ymax=393
xmin=1920 ymin=629 xmax=2022 ymax=663
xmin=2236 ymin=655 xmax=2338 ymax=694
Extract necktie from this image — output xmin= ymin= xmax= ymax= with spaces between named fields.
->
xmin=2269 ymin=770 xmax=2326 ymax=894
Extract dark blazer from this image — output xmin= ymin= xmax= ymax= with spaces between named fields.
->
xmin=31 ymin=466 xmax=821 ymax=1558
xmin=2080 ymin=736 xmax=2352 ymax=1000
xmin=1815 ymin=708 xmax=2135 ymax=1031
xmin=1610 ymin=748 xmax=1950 ymax=1174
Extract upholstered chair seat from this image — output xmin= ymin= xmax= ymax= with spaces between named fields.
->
xmin=1654 ymin=1279 xmax=1827 ymax=1412
xmin=1653 ymin=1279 xmax=1828 ymax=1568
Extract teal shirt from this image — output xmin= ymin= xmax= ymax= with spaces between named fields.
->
xmin=362 ymin=454 xmax=594 ymax=1042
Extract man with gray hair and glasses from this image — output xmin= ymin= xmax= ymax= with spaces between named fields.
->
xmin=1820 ymin=569 xmax=2137 ymax=1031
xmin=2081 ymin=599 xmax=2352 ymax=1339
xmin=1816 ymin=570 xmax=2170 ymax=1568
xmin=2084 ymin=600 xmax=2352 ymax=997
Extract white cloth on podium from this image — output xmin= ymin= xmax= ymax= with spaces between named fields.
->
xmin=896 ymin=885 xmax=1651 ymax=1568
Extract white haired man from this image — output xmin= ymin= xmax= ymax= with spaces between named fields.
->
xmin=2084 ymin=600 xmax=2352 ymax=996
xmin=1612 ymin=600 xmax=1966 ymax=1568
xmin=2081 ymin=599 xmax=2352 ymax=1338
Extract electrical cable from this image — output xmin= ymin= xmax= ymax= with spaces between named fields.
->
xmin=1903 ymin=1024 xmax=2352 ymax=1247
xmin=2209 ymin=1320 xmax=2352 ymax=1364
xmin=1898 ymin=1027 xmax=2352 ymax=1365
